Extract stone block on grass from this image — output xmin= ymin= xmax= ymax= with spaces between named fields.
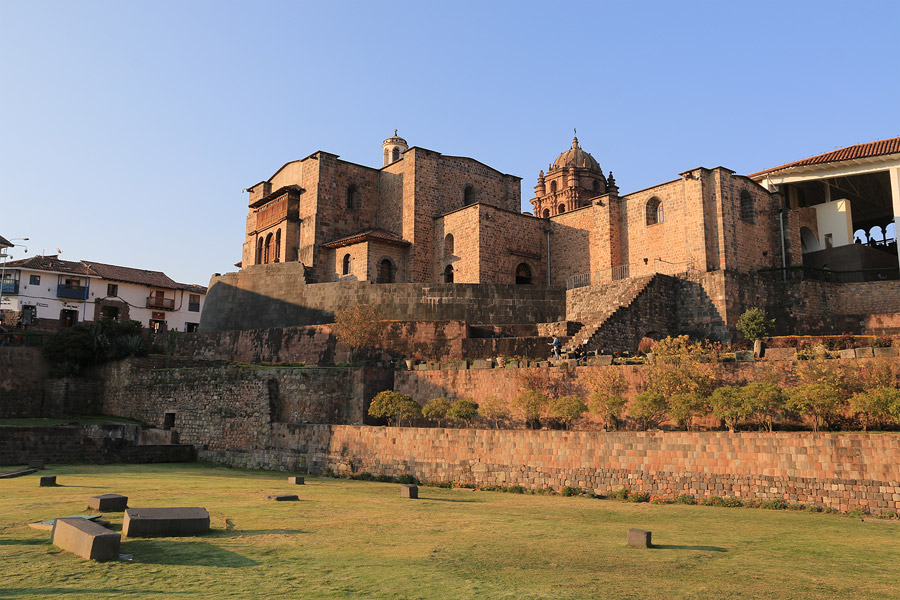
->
xmin=854 ymin=347 xmax=874 ymax=359
xmin=735 ymin=350 xmax=754 ymax=362
xmin=874 ymin=347 xmax=899 ymax=358
xmin=89 ymin=494 xmax=128 ymax=512
xmin=400 ymin=484 xmax=418 ymax=499
xmin=40 ymin=476 xmax=56 ymax=487
xmin=122 ymin=507 xmax=210 ymax=538
xmin=627 ymin=528 xmax=652 ymax=548
xmin=52 ymin=517 xmax=120 ymax=561
xmin=288 ymin=476 xmax=305 ymax=485
xmin=267 ymin=494 xmax=299 ymax=501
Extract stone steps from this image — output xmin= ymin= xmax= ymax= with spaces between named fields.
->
xmin=563 ymin=275 xmax=657 ymax=352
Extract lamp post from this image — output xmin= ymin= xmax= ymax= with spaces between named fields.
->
xmin=0 ymin=237 xmax=29 ymax=329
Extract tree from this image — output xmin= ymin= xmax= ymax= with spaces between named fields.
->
xmin=512 ymin=389 xmax=548 ymax=429
xmin=332 ymin=304 xmax=384 ymax=361
xmin=549 ymin=395 xmax=587 ymax=430
xmin=645 ymin=336 xmax=719 ymax=400
xmin=735 ymin=308 xmax=775 ymax=342
xmin=786 ymin=383 xmax=843 ymax=432
xmin=849 ymin=387 xmax=899 ymax=432
xmin=478 ymin=395 xmax=509 ymax=429
xmin=667 ymin=392 xmax=705 ymax=431
xmin=740 ymin=382 xmax=785 ymax=432
xmin=708 ymin=386 xmax=749 ymax=432
xmin=368 ymin=390 xmax=412 ymax=426
xmin=582 ymin=367 xmax=628 ymax=430
xmin=447 ymin=398 xmax=479 ymax=427
xmin=422 ymin=397 xmax=452 ymax=427
xmin=629 ymin=390 xmax=668 ymax=430
xmin=396 ymin=397 xmax=423 ymax=426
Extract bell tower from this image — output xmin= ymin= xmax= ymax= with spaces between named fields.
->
xmin=382 ymin=129 xmax=409 ymax=166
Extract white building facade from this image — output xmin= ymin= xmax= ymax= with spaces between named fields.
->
xmin=0 ymin=255 xmax=206 ymax=333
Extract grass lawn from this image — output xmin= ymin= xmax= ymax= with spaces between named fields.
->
xmin=1 ymin=463 xmax=898 ymax=599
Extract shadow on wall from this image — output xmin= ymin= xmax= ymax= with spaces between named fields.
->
xmin=200 ymin=282 xmax=335 ymax=332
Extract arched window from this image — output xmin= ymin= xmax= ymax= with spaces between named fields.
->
xmin=392 ymin=147 xmax=400 ymax=162
xmin=377 ymin=258 xmax=394 ymax=283
xmin=444 ymin=264 xmax=454 ymax=283
xmin=444 ymin=233 xmax=454 ymax=256
xmin=264 ymin=233 xmax=273 ymax=264
xmin=342 ymin=253 xmax=351 ymax=275
xmin=557 ymin=204 xmax=565 ymax=214
xmin=542 ymin=208 xmax=550 ymax=219
xmin=739 ymin=190 xmax=754 ymax=222
xmin=646 ymin=197 xmax=663 ymax=225
xmin=256 ymin=238 xmax=264 ymax=265
xmin=463 ymin=185 xmax=476 ymax=206
xmin=275 ymin=229 xmax=281 ymax=262
xmin=550 ymin=181 xmax=558 ymax=194
xmin=515 ymin=263 xmax=532 ymax=285
xmin=346 ymin=185 xmax=359 ymax=211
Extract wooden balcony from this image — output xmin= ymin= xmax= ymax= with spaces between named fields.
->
xmin=146 ymin=296 xmax=175 ymax=310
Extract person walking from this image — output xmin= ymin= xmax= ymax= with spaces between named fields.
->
xmin=550 ymin=335 xmax=560 ymax=360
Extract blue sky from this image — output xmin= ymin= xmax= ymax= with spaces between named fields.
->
xmin=1 ymin=1 xmax=897 ymax=285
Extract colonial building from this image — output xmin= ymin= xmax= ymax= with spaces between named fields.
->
xmin=0 ymin=255 xmax=207 ymax=333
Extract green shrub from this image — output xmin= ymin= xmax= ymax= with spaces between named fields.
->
xmin=628 ymin=491 xmax=650 ymax=503
xmin=609 ymin=488 xmax=629 ymax=501
xmin=674 ymin=493 xmax=697 ymax=505
xmin=630 ymin=391 xmax=668 ymax=430
xmin=397 ymin=473 xmax=419 ymax=485
xmin=702 ymin=496 xmax=725 ymax=507
xmin=422 ymin=397 xmax=452 ymax=426
xmin=548 ymin=395 xmax=587 ymax=430
xmin=560 ymin=486 xmax=585 ymax=497
xmin=736 ymin=308 xmax=775 ymax=342
xmin=447 ymin=398 xmax=479 ymax=427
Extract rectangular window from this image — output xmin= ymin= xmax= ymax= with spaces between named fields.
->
xmin=29 ymin=275 xmax=40 ymax=285
xmin=107 ymin=283 xmax=118 ymax=297
xmin=185 ymin=322 xmax=199 ymax=333
xmin=188 ymin=293 xmax=201 ymax=312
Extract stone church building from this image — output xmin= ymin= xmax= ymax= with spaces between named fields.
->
xmin=208 ymin=132 xmax=900 ymax=349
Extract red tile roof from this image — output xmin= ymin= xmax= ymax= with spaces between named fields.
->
xmin=0 ymin=235 xmax=12 ymax=248
xmin=4 ymin=255 xmax=206 ymax=292
xmin=322 ymin=228 xmax=410 ymax=249
xmin=4 ymin=255 xmax=95 ymax=276
xmin=81 ymin=260 xmax=179 ymax=288
xmin=750 ymin=136 xmax=900 ymax=178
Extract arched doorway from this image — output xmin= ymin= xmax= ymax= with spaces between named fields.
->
xmin=515 ymin=263 xmax=532 ymax=285
xmin=800 ymin=227 xmax=820 ymax=254
xmin=443 ymin=264 xmax=454 ymax=283
xmin=377 ymin=259 xmax=394 ymax=283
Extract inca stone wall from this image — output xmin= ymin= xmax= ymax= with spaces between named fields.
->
xmin=203 ymin=425 xmax=900 ymax=513
xmin=0 ymin=348 xmax=48 ymax=418
xmin=200 ymin=276 xmax=566 ymax=332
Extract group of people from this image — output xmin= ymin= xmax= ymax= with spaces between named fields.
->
xmin=548 ymin=336 xmax=591 ymax=364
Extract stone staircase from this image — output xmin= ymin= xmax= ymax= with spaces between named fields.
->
xmin=562 ymin=275 xmax=659 ymax=353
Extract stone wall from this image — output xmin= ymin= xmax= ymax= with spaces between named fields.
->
xmin=200 ymin=276 xmax=566 ymax=332
xmin=0 ymin=348 xmax=48 ymax=418
xmin=0 ymin=425 xmax=195 ymax=466
xmin=100 ymin=359 xmax=392 ymax=451
xmin=204 ymin=424 xmax=900 ymax=513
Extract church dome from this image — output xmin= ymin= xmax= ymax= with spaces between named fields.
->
xmin=552 ymin=136 xmax=600 ymax=171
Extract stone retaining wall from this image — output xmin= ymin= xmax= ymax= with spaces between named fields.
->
xmin=0 ymin=425 xmax=195 ymax=466
xmin=221 ymin=425 xmax=900 ymax=513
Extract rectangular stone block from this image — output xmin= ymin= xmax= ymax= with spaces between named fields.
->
xmin=855 ymin=347 xmax=874 ymax=359
xmin=735 ymin=351 xmax=754 ymax=362
xmin=627 ymin=528 xmax=652 ymax=548
xmin=89 ymin=494 xmax=128 ymax=512
xmin=589 ymin=355 xmax=614 ymax=366
xmin=52 ymin=518 xmax=120 ymax=561
xmin=471 ymin=359 xmax=491 ymax=369
xmin=40 ymin=476 xmax=56 ymax=487
xmin=873 ymin=347 xmax=899 ymax=358
xmin=840 ymin=349 xmax=856 ymax=359
xmin=123 ymin=507 xmax=210 ymax=538
xmin=288 ymin=476 xmax=304 ymax=485
xmin=400 ymin=484 xmax=418 ymax=499
xmin=267 ymin=494 xmax=299 ymax=501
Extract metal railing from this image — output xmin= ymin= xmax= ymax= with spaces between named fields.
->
xmin=756 ymin=266 xmax=900 ymax=283
xmin=565 ymin=258 xmax=696 ymax=290
xmin=57 ymin=284 xmax=88 ymax=299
